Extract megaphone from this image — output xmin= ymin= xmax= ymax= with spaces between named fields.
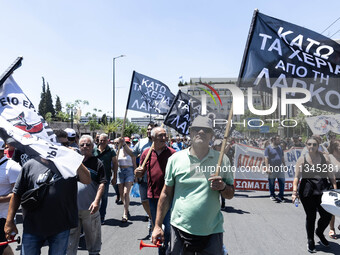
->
xmin=139 ymin=240 xmax=163 ymax=250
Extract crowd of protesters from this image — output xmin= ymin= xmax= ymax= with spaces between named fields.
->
xmin=0 ymin=121 xmax=339 ymax=254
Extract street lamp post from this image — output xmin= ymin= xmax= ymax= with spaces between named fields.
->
xmin=112 ymin=55 xmax=126 ymax=121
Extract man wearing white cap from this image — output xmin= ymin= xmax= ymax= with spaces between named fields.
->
xmin=0 ymin=138 xmax=21 ymax=255
xmin=64 ymin=128 xmax=79 ymax=150
xmin=152 ymin=115 xmax=234 ymax=254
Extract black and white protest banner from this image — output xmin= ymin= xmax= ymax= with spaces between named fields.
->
xmin=0 ymin=58 xmax=56 ymax=143
xmin=127 ymin=71 xmax=175 ymax=115
xmin=164 ymin=90 xmax=230 ymax=138
xmin=239 ymin=10 xmax=340 ymax=113
xmin=164 ymin=90 xmax=201 ymax=135
xmin=305 ymin=115 xmax=340 ymax=135
xmin=0 ymin=115 xmax=83 ymax=178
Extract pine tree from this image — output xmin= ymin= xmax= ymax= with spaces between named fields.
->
xmin=55 ymin=96 xmax=62 ymax=112
xmin=38 ymin=77 xmax=47 ymax=117
xmin=45 ymin=83 xmax=55 ymax=117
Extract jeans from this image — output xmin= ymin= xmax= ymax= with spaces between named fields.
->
xmin=268 ymin=173 xmax=285 ymax=198
xmin=67 ymin=210 xmax=101 ymax=255
xmin=21 ymin=230 xmax=70 ymax=255
xmin=149 ymin=198 xmax=171 ymax=255
xmin=99 ymin=181 xmax=110 ymax=221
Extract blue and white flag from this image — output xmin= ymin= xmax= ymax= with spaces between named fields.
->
xmin=305 ymin=115 xmax=340 ymax=135
xmin=127 ymin=71 xmax=175 ymax=115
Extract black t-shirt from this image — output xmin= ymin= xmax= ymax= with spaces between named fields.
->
xmin=13 ymin=157 xmax=78 ymax=237
xmin=12 ymin=149 xmax=32 ymax=167
xmin=77 ymin=156 xmax=106 ymax=211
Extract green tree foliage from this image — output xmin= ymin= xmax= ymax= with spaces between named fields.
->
xmin=140 ymin=127 xmax=147 ymax=137
xmin=45 ymin=112 xmax=52 ymax=124
xmin=101 ymin=114 xmax=108 ymax=125
xmin=55 ymin=95 xmax=62 ymax=112
xmin=38 ymin=77 xmax=46 ymax=117
xmin=124 ymin=121 xmax=140 ymax=138
xmin=56 ymin=111 xmax=69 ymax=122
xmin=45 ymin=83 xmax=55 ymax=117
xmin=101 ymin=118 xmax=123 ymax=134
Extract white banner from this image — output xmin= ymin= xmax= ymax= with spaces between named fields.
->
xmin=0 ymin=116 xmax=83 ymax=178
xmin=305 ymin=115 xmax=340 ymax=135
xmin=233 ymin=144 xmax=303 ymax=191
xmin=0 ymin=76 xmax=56 ymax=142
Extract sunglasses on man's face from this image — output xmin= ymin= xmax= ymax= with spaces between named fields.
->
xmin=307 ymin=143 xmax=318 ymax=147
xmin=190 ymin=127 xmax=212 ymax=133
xmin=80 ymin=143 xmax=91 ymax=147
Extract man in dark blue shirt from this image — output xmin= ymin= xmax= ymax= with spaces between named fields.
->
xmin=264 ymin=135 xmax=286 ymax=202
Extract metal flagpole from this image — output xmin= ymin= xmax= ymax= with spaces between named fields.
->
xmin=0 ymin=57 xmax=23 ymax=87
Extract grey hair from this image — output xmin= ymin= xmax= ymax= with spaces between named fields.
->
xmin=79 ymin=135 xmax=94 ymax=145
xmin=151 ymin=127 xmax=165 ymax=138
xmin=99 ymin=133 xmax=109 ymax=139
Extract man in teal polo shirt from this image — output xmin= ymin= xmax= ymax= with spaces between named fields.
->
xmin=93 ymin=133 xmax=118 ymax=224
xmin=152 ymin=115 xmax=234 ymax=254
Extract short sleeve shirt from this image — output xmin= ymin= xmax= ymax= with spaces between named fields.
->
xmin=140 ymin=147 xmax=176 ymax=199
xmin=0 ymin=157 xmax=21 ymax=218
xmin=77 ymin=156 xmax=107 ymax=210
xmin=93 ymin=146 xmax=116 ymax=180
xmin=264 ymin=145 xmax=284 ymax=167
xmin=165 ymin=148 xmax=233 ymax=236
xmin=13 ymin=158 xmax=78 ymax=237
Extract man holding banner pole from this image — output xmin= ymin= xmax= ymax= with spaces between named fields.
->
xmin=152 ymin=115 xmax=234 ymax=254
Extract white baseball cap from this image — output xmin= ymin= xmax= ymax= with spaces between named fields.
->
xmin=64 ymin=128 xmax=76 ymax=138
xmin=0 ymin=138 xmax=5 ymax=151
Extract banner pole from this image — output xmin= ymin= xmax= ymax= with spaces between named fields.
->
xmin=237 ymin=9 xmax=259 ymax=84
xmin=215 ymin=104 xmax=233 ymax=176
xmin=0 ymin=57 xmax=23 ymax=87
xmin=116 ymin=71 xmax=136 ymax=158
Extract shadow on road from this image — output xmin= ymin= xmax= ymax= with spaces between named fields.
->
xmin=223 ymin=206 xmax=250 ymax=214
xmin=315 ymin=241 xmax=340 ymax=254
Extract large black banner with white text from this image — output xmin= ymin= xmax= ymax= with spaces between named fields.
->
xmin=164 ymin=90 xmax=201 ymax=135
xmin=127 ymin=71 xmax=175 ymax=115
xmin=164 ymin=90 xmax=229 ymax=138
xmin=239 ymin=12 xmax=340 ymax=113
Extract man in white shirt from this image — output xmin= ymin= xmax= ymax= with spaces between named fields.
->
xmin=0 ymin=138 xmax=21 ymax=255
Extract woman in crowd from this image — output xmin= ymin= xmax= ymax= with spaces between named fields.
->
xmin=117 ymin=137 xmax=137 ymax=222
xmin=292 ymin=136 xmax=337 ymax=253
xmin=327 ymin=139 xmax=340 ymax=239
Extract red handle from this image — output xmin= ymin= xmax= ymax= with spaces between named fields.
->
xmin=140 ymin=240 xmax=162 ymax=250
xmin=0 ymin=236 xmax=21 ymax=246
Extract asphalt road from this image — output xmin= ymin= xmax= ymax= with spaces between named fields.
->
xmin=10 ymin=187 xmax=340 ymax=255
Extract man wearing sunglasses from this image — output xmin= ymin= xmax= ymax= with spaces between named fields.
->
xmin=67 ymin=135 xmax=106 ymax=255
xmin=152 ymin=115 xmax=234 ymax=254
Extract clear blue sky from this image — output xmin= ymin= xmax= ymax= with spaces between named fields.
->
xmin=1 ymin=0 xmax=340 ymax=119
